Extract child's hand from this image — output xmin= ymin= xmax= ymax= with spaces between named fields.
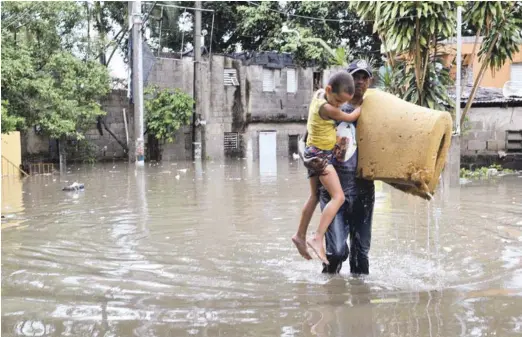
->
xmin=351 ymin=106 xmax=362 ymax=120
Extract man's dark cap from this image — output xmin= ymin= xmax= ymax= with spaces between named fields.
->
xmin=347 ymin=59 xmax=373 ymax=77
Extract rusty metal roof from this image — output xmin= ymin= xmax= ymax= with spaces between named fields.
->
xmin=448 ymin=86 xmax=522 ymax=107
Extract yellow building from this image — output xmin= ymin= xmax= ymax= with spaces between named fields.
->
xmin=441 ymin=37 xmax=522 ymax=88
xmin=2 ymin=131 xmax=26 ymax=222
xmin=1 ymin=131 xmax=24 ymax=177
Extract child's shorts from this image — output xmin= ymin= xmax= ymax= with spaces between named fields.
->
xmin=304 ymin=146 xmax=333 ymax=178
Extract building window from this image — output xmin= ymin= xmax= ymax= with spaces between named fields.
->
xmin=224 ymin=68 xmax=239 ymax=86
xmin=313 ymin=71 xmax=322 ymax=91
xmin=224 ymin=132 xmax=239 ymax=151
xmin=287 ymin=68 xmax=297 ymax=93
xmin=288 ymin=135 xmax=299 ymax=156
xmin=511 ymin=63 xmax=522 ymax=81
xmin=263 ymin=68 xmax=275 ymax=92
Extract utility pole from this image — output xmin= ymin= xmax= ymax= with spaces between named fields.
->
xmin=192 ymin=1 xmax=202 ymax=160
xmin=442 ymin=5 xmax=462 ymax=188
xmin=132 ymin=0 xmax=145 ymax=166
xmin=455 ymin=6 xmax=462 ymax=135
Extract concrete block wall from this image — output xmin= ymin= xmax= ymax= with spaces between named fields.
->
xmin=244 ymin=123 xmax=306 ymax=159
xmin=160 ymin=126 xmax=192 ymax=161
xmin=85 ymin=90 xmax=133 ymax=160
xmin=148 ymin=57 xmax=198 ymax=161
xmin=461 ymin=106 xmax=522 ymax=155
xmin=22 ymin=90 xmax=133 ymax=162
xmin=147 ymin=57 xmax=193 ymax=95
xmin=204 ymin=56 xmax=248 ymax=160
xmin=246 ymin=66 xmax=313 ymax=120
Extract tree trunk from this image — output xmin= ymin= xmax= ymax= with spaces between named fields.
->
xmin=59 ymin=138 xmax=67 ymax=174
xmin=461 ymin=27 xmax=482 ymax=94
xmin=95 ymin=2 xmax=107 ymax=66
xmin=460 ymin=2 xmax=514 ymax=128
xmin=460 ymin=32 xmax=501 ymax=128
xmin=414 ymin=18 xmax=422 ymax=95
xmin=106 ymin=28 xmax=125 ymax=66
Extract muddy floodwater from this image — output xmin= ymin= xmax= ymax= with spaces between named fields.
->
xmin=2 ymin=160 xmax=522 ymax=337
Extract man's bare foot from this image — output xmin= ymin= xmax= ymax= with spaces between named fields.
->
xmin=292 ymin=235 xmax=312 ymax=260
xmin=307 ymin=236 xmax=329 ymax=265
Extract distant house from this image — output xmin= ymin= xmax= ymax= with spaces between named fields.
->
xmin=445 ymin=85 xmax=522 ymax=169
xmin=440 ymin=37 xmax=522 ymax=89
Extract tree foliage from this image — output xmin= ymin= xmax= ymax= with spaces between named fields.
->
xmin=144 ymin=1 xmax=381 ymax=67
xmin=353 ymin=1 xmax=459 ymax=111
xmin=1 ymin=1 xmax=111 ymax=139
xmin=235 ymin=1 xmax=380 ymax=67
xmin=1 ymin=100 xmax=25 ymax=134
xmin=144 ymin=86 xmax=194 ymax=143
xmin=460 ymin=1 xmax=522 ymax=128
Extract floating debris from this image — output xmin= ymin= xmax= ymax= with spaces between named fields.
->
xmin=370 ymin=298 xmax=399 ymax=304
xmin=62 ymin=182 xmax=84 ymax=191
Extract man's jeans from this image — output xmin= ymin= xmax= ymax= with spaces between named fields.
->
xmin=319 ymin=166 xmax=375 ymax=274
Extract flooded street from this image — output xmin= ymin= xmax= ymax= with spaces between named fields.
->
xmin=2 ymin=159 xmax=522 ymax=337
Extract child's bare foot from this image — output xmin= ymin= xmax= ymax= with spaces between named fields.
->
xmin=292 ymin=235 xmax=312 ymax=260
xmin=307 ymin=236 xmax=329 ymax=265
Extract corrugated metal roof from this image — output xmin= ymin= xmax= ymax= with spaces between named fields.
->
xmin=448 ymin=86 xmax=522 ymax=106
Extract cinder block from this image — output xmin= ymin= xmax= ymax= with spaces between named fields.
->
xmin=495 ymin=131 xmax=507 ymax=140
xmin=467 ymin=140 xmax=486 ymax=151
xmin=111 ymin=122 xmax=125 ymax=131
xmin=475 ymin=131 xmax=493 ymax=142
xmin=487 ymin=140 xmax=505 ymax=151
xmin=487 ymin=140 xmax=498 ymax=151
xmin=87 ymin=134 xmax=100 ymax=140
xmin=471 ymin=121 xmax=484 ymax=130
xmin=460 ymin=140 xmax=468 ymax=151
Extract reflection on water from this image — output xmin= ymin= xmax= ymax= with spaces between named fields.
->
xmin=2 ymin=160 xmax=522 ymax=336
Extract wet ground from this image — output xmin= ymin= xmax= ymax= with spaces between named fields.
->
xmin=2 ymin=160 xmax=522 ymax=337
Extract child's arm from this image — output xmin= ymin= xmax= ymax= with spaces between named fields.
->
xmin=321 ymin=104 xmax=361 ymax=123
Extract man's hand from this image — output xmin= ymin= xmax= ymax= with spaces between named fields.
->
xmin=298 ymin=133 xmax=328 ymax=173
xmin=304 ymin=156 xmax=328 ymax=173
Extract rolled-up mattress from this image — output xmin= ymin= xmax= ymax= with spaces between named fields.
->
xmin=356 ymin=89 xmax=453 ymax=199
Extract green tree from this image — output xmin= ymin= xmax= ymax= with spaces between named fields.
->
xmin=236 ymin=1 xmax=380 ymax=67
xmin=1 ymin=1 xmax=111 ymax=140
xmin=459 ymin=1 xmax=522 ymax=128
xmin=88 ymin=1 xmax=129 ymax=66
xmin=353 ymin=1 xmax=458 ymax=111
xmin=1 ymin=100 xmax=25 ymax=134
xmin=144 ymin=86 xmax=194 ymax=143
xmin=144 ymin=1 xmax=381 ymax=67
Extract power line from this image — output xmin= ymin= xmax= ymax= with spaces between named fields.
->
xmin=145 ymin=2 xmax=214 ymax=13
xmin=2 ymin=3 xmax=46 ymax=31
